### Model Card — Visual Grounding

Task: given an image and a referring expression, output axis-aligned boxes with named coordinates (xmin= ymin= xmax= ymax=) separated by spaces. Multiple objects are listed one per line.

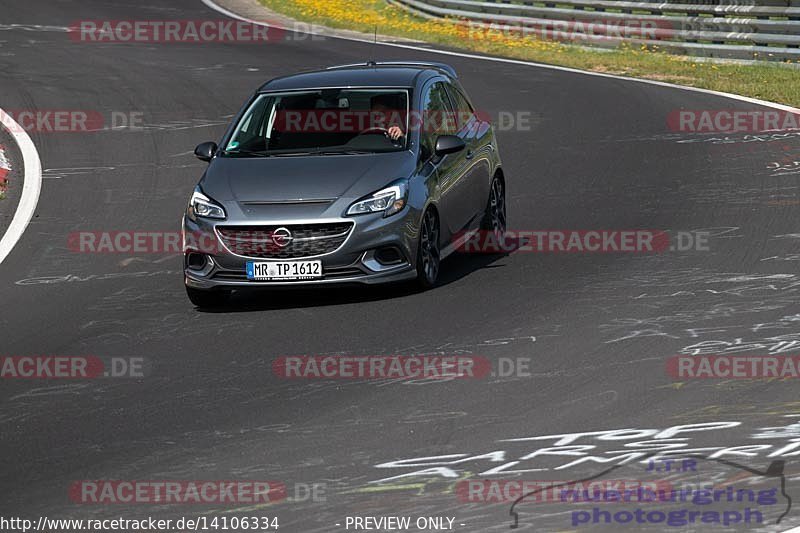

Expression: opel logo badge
xmin=272 ymin=227 xmax=293 ymax=248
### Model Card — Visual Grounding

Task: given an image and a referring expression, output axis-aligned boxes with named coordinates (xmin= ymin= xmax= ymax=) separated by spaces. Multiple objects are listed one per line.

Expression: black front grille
xmin=216 ymin=223 xmax=353 ymax=259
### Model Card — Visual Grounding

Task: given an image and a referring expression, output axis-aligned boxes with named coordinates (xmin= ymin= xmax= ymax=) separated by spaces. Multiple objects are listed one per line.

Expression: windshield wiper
xmin=267 ymin=149 xmax=374 ymax=157
xmin=223 ymin=148 xmax=376 ymax=158
xmin=222 ymin=149 xmax=317 ymax=158
xmin=316 ymin=149 xmax=374 ymax=155
xmin=270 ymin=151 xmax=319 ymax=157
xmin=222 ymin=148 xmax=272 ymax=157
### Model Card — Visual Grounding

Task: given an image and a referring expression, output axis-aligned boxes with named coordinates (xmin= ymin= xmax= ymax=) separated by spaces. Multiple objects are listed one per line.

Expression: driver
xmin=370 ymin=94 xmax=406 ymax=141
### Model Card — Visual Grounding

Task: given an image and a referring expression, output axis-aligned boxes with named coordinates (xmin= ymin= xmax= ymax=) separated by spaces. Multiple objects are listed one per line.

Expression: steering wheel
xmin=359 ymin=127 xmax=390 ymax=137
xmin=358 ymin=127 xmax=404 ymax=147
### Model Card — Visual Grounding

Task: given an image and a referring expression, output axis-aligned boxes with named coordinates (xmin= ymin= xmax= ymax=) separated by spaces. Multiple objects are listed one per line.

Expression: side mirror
xmin=194 ymin=142 xmax=218 ymax=162
xmin=434 ymin=135 xmax=465 ymax=156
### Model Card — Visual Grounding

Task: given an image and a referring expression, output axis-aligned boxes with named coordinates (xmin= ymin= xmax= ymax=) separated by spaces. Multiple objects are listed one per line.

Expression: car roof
xmin=258 ymin=62 xmax=457 ymax=92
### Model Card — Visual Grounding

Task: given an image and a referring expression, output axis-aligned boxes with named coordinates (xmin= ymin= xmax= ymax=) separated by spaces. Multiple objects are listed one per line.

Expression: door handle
xmin=465 ymin=150 xmax=474 ymax=160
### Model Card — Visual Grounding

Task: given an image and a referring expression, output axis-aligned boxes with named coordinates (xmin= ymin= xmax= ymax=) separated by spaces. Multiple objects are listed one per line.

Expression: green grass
xmin=261 ymin=0 xmax=800 ymax=107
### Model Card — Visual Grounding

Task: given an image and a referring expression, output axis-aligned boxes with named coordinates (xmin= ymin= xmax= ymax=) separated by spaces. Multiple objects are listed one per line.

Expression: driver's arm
xmin=387 ymin=125 xmax=404 ymax=141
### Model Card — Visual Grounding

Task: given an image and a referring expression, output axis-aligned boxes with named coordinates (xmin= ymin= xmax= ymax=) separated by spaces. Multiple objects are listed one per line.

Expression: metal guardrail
xmin=391 ymin=0 xmax=800 ymax=60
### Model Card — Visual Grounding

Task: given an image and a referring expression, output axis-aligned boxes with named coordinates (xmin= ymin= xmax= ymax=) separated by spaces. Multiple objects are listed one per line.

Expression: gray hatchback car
xmin=183 ymin=61 xmax=506 ymax=307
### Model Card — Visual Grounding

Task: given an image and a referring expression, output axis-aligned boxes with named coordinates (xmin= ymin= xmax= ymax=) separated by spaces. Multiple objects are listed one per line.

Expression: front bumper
xmin=182 ymin=209 xmax=419 ymax=290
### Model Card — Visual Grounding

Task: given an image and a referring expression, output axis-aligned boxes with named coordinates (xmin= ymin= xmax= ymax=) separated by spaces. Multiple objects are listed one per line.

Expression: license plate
xmin=246 ymin=260 xmax=322 ymax=281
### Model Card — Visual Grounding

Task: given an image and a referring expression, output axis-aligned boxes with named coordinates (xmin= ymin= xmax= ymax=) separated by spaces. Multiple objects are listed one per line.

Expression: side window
xmin=420 ymin=81 xmax=457 ymax=160
xmin=447 ymin=86 xmax=477 ymax=133
xmin=228 ymin=95 xmax=273 ymax=151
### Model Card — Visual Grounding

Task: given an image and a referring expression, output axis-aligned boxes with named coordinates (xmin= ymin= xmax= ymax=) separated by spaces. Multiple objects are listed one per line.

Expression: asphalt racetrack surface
xmin=2 ymin=1 xmax=800 ymax=531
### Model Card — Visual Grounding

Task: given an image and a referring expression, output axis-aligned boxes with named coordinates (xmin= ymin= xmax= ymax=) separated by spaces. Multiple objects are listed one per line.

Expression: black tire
xmin=186 ymin=286 xmax=231 ymax=308
xmin=481 ymin=174 xmax=507 ymax=234
xmin=415 ymin=208 xmax=441 ymax=289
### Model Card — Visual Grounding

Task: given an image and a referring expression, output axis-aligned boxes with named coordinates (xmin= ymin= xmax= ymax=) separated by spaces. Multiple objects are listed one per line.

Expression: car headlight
xmin=189 ymin=187 xmax=226 ymax=220
xmin=347 ymin=181 xmax=408 ymax=217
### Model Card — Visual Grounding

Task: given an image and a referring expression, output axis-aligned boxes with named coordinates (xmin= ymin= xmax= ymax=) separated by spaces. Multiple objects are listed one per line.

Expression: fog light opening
xmin=375 ymin=246 xmax=403 ymax=266
xmin=186 ymin=252 xmax=209 ymax=270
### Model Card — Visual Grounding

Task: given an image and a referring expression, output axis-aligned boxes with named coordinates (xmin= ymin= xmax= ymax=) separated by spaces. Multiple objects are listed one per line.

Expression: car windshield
xmin=223 ymin=88 xmax=410 ymax=157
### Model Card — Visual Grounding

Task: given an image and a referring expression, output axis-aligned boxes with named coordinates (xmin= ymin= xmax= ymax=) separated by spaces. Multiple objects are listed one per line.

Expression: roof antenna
xmin=367 ymin=25 xmax=378 ymax=67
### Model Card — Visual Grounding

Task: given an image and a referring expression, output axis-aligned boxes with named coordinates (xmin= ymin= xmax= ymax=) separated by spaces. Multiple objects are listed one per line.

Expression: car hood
xmin=200 ymin=151 xmax=416 ymax=205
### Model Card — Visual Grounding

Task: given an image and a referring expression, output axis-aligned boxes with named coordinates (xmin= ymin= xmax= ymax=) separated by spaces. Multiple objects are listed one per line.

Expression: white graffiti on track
xmin=676 ymin=131 xmax=800 ymax=145
xmin=768 ymin=160 xmax=800 ymax=176
xmin=626 ymin=271 xmax=800 ymax=300
xmin=752 ymin=418 xmax=800 ymax=440
xmin=15 ymin=270 xmax=178 ymax=285
xmin=369 ymin=419 xmax=800 ymax=484
xmin=680 ymin=332 xmax=800 ymax=356
xmin=601 ymin=305 xmax=800 ymax=343
xmin=0 ymin=24 xmax=70 ymax=32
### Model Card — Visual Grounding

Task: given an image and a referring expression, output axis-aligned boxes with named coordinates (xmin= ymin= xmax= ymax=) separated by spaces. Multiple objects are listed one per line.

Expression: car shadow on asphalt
xmin=195 ymin=251 xmax=509 ymax=313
